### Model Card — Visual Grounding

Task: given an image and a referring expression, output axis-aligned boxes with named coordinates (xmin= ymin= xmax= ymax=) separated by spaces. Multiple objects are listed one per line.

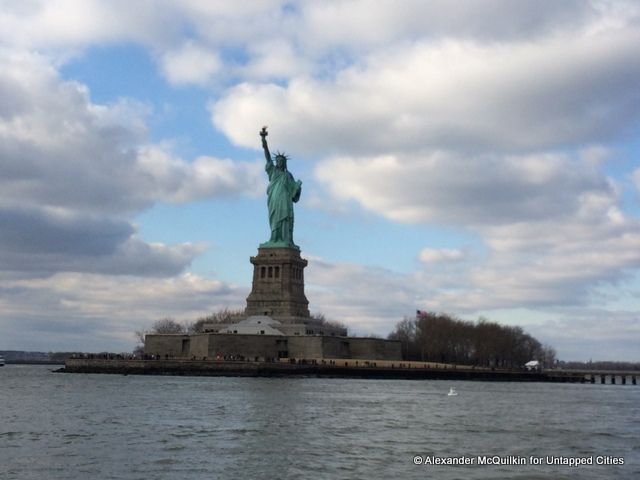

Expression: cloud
xmin=0 ymin=1 xmax=602 ymax=51
xmin=0 ymin=205 xmax=132 ymax=256
xmin=300 ymin=0 xmax=598 ymax=49
xmin=0 ymin=1 xmax=291 ymax=76
xmin=160 ymin=41 xmax=222 ymax=86
xmin=0 ymin=0 xmax=180 ymax=51
xmin=0 ymin=204 xmax=202 ymax=278
xmin=242 ymin=39 xmax=312 ymax=81
xmin=312 ymin=145 xmax=640 ymax=314
xmin=0 ymin=1 xmax=634 ymax=92
xmin=0 ymin=48 xmax=263 ymax=280
xmin=468 ymin=210 xmax=640 ymax=310
xmin=212 ymin=22 xmax=640 ymax=155
xmin=419 ymin=248 xmax=466 ymax=264
xmin=136 ymin=146 xmax=264 ymax=204
xmin=0 ymin=49 xmax=262 ymax=213
xmin=315 ymin=151 xmax=610 ymax=225
xmin=525 ymin=309 xmax=640 ymax=361
xmin=0 ymin=272 xmax=247 ymax=351
xmin=633 ymin=168 xmax=640 ymax=194
xmin=306 ymin=257 xmax=424 ymax=334
xmin=411 ymin=205 xmax=640 ymax=314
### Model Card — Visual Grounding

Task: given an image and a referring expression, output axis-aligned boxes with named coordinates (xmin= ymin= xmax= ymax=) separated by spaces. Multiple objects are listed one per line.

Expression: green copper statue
xmin=259 ymin=127 xmax=302 ymax=249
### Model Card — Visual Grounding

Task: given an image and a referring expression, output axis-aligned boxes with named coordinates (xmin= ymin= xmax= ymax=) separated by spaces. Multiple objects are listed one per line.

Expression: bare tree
xmin=151 ymin=318 xmax=186 ymax=334
xmin=188 ymin=308 xmax=245 ymax=333
xmin=133 ymin=317 xmax=186 ymax=354
xmin=388 ymin=317 xmax=416 ymax=359
xmin=310 ymin=312 xmax=348 ymax=335
xmin=540 ymin=344 xmax=557 ymax=368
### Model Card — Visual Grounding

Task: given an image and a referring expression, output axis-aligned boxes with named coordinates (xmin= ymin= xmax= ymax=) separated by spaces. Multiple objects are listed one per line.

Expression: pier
xmin=552 ymin=369 xmax=638 ymax=385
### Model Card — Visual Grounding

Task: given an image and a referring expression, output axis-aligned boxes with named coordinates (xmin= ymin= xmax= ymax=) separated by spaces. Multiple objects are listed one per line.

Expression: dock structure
xmin=546 ymin=369 xmax=637 ymax=385
xmin=579 ymin=371 xmax=637 ymax=385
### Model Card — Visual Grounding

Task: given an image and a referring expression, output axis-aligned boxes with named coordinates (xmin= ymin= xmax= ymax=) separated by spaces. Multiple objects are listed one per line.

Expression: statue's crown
xmin=273 ymin=151 xmax=290 ymax=162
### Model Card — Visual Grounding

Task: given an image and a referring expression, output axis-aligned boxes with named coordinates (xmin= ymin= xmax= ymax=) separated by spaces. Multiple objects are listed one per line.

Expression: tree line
xmin=388 ymin=311 xmax=556 ymax=368
xmin=557 ymin=360 xmax=640 ymax=372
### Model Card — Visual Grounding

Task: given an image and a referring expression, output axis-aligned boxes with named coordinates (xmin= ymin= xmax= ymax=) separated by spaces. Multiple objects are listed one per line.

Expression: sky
xmin=1 ymin=0 xmax=640 ymax=361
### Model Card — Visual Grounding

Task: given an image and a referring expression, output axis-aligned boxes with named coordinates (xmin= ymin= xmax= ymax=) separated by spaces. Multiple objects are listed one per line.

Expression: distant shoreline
xmin=5 ymin=360 xmax=65 ymax=365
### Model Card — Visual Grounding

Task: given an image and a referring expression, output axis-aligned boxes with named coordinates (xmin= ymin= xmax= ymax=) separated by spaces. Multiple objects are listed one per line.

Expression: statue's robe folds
xmin=265 ymin=162 xmax=301 ymax=247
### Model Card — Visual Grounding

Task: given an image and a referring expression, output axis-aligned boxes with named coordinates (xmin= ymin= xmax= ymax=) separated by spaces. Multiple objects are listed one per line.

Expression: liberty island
xmin=61 ymin=131 xmax=622 ymax=382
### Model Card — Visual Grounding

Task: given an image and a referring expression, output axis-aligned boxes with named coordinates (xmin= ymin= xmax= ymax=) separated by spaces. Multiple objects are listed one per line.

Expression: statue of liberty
xmin=259 ymin=127 xmax=302 ymax=249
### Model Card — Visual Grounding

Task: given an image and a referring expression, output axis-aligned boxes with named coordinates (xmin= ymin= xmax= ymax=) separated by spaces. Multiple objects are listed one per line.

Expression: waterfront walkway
xmin=61 ymin=357 xmax=619 ymax=383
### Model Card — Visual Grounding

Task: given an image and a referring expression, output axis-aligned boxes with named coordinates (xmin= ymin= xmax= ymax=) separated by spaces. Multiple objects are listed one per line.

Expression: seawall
xmin=61 ymin=358 xmax=584 ymax=382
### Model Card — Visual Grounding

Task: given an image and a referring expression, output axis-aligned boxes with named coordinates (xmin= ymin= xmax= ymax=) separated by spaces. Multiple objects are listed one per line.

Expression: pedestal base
xmin=245 ymin=247 xmax=310 ymax=318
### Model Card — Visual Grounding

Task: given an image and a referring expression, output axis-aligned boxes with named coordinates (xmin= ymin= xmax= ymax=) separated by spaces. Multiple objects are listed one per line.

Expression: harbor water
xmin=1 ymin=365 xmax=638 ymax=479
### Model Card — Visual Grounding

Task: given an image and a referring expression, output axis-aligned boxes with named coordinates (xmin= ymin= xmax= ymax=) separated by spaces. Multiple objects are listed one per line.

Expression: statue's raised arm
xmin=260 ymin=126 xmax=271 ymax=165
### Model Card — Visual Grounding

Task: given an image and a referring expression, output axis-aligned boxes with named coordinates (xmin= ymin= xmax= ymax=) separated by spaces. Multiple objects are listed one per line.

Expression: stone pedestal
xmin=245 ymin=247 xmax=310 ymax=319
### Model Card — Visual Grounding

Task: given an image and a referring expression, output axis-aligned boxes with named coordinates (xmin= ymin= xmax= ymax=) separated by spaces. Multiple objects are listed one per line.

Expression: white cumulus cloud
xmin=160 ymin=41 xmax=222 ymax=86
xmin=419 ymin=248 xmax=466 ymax=264
xmin=0 ymin=48 xmax=263 ymax=280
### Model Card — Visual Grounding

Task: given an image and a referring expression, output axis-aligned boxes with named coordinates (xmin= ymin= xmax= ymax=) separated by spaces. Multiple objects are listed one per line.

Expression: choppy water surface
xmin=1 ymin=365 xmax=638 ymax=479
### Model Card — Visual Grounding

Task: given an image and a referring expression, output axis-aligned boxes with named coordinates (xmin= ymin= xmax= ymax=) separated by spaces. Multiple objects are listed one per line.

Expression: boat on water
xmin=447 ymin=387 xmax=458 ymax=396
xmin=0 ymin=355 xmax=5 ymax=367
